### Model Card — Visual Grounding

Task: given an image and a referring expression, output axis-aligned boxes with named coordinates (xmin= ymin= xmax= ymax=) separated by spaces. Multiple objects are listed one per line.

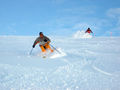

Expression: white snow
xmin=50 ymin=48 xmax=66 ymax=59
xmin=0 ymin=35 xmax=120 ymax=90
xmin=73 ymin=30 xmax=92 ymax=39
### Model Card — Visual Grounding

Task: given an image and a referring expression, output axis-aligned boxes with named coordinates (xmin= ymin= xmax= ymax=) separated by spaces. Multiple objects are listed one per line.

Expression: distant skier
xmin=32 ymin=32 xmax=54 ymax=54
xmin=85 ymin=28 xmax=93 ymax=34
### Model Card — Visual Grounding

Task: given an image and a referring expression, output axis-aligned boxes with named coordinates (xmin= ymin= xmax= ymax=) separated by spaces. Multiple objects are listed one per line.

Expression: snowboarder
xmin=85 ymin=28 xmax=93 ymax=34
xmin=32 ymin=32 xmax=54 ymax=54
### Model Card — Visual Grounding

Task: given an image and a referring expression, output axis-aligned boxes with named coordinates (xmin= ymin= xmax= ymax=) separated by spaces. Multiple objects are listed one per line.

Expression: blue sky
xmin=0 ymin=0 xmax=120 ymax=36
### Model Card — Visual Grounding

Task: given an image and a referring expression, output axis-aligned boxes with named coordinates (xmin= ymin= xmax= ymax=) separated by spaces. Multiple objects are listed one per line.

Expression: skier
xmin=32 ymin=32 xmax=54 ymax=54
xmin=85 ymin=28 xmax=93 ymax=34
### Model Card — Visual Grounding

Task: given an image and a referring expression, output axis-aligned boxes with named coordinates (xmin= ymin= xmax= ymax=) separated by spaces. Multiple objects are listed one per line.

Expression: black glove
xmin=44 ymin=39 xmax=47 ymax=42
xmin=32 ymin=44 xmax=35 ymax=48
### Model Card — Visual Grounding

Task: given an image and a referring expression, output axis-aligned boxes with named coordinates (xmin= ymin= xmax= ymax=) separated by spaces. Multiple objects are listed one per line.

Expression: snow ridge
xmin=73 ymin=30 xmax=92 ymax=39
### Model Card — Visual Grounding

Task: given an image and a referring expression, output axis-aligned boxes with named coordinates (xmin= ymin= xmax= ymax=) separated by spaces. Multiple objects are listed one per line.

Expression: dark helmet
xmin=88 ymin=28 xmax=90 ymax=29
xmin=39 ymin=32 xmax=43 ymax=35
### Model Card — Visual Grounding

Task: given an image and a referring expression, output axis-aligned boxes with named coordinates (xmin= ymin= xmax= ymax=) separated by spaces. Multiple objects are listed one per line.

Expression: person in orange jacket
xmin=32 ymin=32 xmax=54 ymax=53
xmin=85 ymin=28 xmax=93 ymax=34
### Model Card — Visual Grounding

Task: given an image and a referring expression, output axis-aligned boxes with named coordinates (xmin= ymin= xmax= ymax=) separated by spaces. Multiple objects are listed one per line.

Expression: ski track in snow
xmin=0 ymin=36 xmax=120 ymax=90
xmin=92 ymin=65 xmax=113 ymax=76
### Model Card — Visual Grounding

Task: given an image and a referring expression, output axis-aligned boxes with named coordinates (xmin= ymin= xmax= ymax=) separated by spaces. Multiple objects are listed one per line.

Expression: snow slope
xmin=0 ymin=35 xmax=120 ymax=90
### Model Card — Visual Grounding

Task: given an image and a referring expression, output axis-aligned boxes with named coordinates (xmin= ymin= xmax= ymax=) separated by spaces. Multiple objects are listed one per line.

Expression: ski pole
xmin=50 ymin=44 xmax=61 ymax=54
xmin=29 ymin=48 xmax=33 ymax=55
